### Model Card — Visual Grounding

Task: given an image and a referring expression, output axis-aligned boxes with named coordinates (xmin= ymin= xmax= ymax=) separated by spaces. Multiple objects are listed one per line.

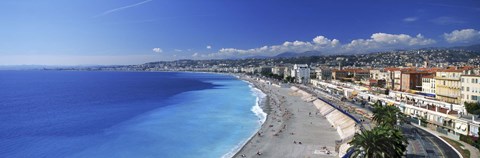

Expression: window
xmin=462 ymin=78 xmax=464 ymax=82
xmin=473 ymin=95 xmax=478 ymax=100
xmin=467 ymin=87 xmax=470 ymax=92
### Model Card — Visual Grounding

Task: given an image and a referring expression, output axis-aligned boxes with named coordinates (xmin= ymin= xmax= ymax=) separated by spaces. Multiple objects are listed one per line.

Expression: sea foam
xmin=221 ymin=81 xmax=267 ymax=158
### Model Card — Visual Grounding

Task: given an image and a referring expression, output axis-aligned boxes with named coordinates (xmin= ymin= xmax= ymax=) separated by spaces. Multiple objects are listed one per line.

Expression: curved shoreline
xmin=231 ymin=77 xmax=271 ymax=158
xmin=220 ymin=77 xmax=268 ymax=158
xmin=232 ymin=76 xmax=341 ymax=158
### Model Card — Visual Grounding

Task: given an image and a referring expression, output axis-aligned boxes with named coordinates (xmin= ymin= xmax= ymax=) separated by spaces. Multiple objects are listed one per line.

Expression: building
xmin=421 ymin=76 xmax=436 ymax=95
xmin=385 ymin=68 xmax=401 ymax=89
xmin=259 ymin=66 xmax=273 ymax=75
xmin=370 ymin=69 xmax=389 ymax=80
xmin=283 ymin=66 xmax=292 ymax=79
xmin=393 ymin=70 xmax=403 ymax=91
xmin=461 ymin=75 xmax=480 ymax=104
xmin=370 ymin=69 xmax=389 ymax=88
xmin=435 ymin=70 xmax=463 ymax=104
xmin=314 ymin=67 xmax=332 ymax=80
xmin=272 ymin=66 xmax=285 ymax=76
xmin=332 ymin=69 xmax=349 ymax=80
xmin=350 ymin=69 xmax=370 ymax=81
xmin=401 ymin=72 xmax=433 ymax=92
xmin=292 ymin=64 xmax=311 ymax=84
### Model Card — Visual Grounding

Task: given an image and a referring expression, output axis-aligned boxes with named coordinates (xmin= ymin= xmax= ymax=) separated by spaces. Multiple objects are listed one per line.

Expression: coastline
xmin=232 ymin=75 xmax=340 ymax=158
xmin=223 ymin=76 xmax=269 ymax=158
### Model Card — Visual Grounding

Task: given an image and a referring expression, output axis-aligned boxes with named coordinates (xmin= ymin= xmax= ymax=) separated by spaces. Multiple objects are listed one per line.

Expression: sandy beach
xmin=234 ymin=76 xmax=340 ymax=158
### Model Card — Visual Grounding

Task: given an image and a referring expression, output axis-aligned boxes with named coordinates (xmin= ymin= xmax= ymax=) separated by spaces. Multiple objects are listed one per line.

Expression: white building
xmin=421 ymin=76 xmax=436 ymax=95
xmin=461 ymin=75 xmax=480 ymax=104
xmin=292 ymin=64 xmax=310 ymax=84
xmin=369 ymin=69 xmax=389 ymax=80
xmin=283 ymin=66 xmax=292 ymax=79
xmin=272 ymin=66 xmax=285 ymax=76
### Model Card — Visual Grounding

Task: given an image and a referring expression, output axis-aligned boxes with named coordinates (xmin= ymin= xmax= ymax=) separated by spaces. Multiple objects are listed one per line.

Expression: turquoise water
xmin=0 ymin=71 xmax=265 ymax=158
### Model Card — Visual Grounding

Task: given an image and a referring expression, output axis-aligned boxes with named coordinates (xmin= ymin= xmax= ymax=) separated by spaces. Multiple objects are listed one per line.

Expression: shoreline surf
xmin=222 ymin=79 xmax=268 ymax=158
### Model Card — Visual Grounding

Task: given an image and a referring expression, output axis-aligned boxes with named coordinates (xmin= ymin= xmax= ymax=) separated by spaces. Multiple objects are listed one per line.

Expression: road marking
xmin=426 ymin=136 xmax=445 ymax=158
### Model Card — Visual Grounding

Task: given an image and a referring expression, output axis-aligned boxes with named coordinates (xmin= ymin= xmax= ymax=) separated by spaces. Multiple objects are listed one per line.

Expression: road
xmin=297 ymin=83 xmax=460 ymax=158
xmin=402 ymin=124 xmax=459 ymax=158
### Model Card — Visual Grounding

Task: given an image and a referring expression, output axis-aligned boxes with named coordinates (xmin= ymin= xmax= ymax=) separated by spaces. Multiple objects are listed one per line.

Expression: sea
xmin=0 ymin=71 xmax=266 ymax=158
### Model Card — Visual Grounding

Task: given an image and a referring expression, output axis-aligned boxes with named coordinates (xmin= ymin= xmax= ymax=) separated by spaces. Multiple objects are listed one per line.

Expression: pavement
xmin=403 ymin=124 xmax=460 ymax=158
xmin=303 ymin=84 xmax=463 ymax=158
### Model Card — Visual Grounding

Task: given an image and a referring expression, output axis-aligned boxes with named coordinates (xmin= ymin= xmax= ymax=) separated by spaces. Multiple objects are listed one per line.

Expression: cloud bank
xmin=202 ymin=32 xmax=437 ymax=59
xmin=444 ymin=29 xmax=480 ymax=43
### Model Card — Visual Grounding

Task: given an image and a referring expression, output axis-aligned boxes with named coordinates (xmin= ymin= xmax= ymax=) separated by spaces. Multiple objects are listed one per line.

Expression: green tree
xmin=349 ymin=126 xmax=407 ymax=158
xmin=464 ymin=102 xmax=480 ymax=115
xmin=284 ymin=76 xmax=294 ymax=83
xmin=372 ymin=103 xmax=406 ymax=127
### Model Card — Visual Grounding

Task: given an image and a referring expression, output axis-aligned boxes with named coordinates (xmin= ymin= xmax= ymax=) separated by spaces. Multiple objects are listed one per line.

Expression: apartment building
xmin=461 ymin=75 xmax=480 ymax=104
xmin=421 ymin=76 xmax=436 ymax=95
xmin=292 ymin=64 xmax=310 ymax=84
xmin=435 ymin=70 xmax=463 ymax=104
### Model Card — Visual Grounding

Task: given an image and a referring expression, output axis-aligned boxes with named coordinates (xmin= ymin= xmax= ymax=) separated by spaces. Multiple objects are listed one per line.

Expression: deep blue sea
xmin=0 ymin=71 xmax=266 ymax=158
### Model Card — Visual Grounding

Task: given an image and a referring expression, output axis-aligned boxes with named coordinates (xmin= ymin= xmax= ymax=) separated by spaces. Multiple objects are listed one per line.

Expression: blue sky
xmin=0 ymin=0 xmax=479 ymax=65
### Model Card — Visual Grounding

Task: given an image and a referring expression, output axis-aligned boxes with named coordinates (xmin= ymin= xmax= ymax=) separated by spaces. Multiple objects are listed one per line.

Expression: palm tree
xmin=348 ymin=126 xmax=407 ymax=158
xmin=348 ymin=102 xmax=408 ymax=157
xmin=371 ymin=103 xmax=406 ymax=127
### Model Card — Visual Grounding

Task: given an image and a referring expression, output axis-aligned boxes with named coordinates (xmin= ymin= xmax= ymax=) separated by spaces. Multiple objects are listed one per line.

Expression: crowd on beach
xmin=234 ymin=76 xmax=337 ymax=158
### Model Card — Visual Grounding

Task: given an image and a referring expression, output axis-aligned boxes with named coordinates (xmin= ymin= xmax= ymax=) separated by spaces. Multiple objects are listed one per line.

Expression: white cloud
xmin=344 ymin=33 xmax=435 ymax=52
xmin=206 ymin=45 xmax=212 ymax=49
xmin=192 ymin=53 xmax=199 ymax=57
xmin=174 ymin=49 xmax=182 ymax=52
xmin=205 ymin=32 xmax=436 ymax=58
xmin=152 ymin=48 xmax=163 ymax=53
xmin=403 ymin=17 xmax=418 ymax=22
xmin=443 ymin=29 xmax=480 ymax=43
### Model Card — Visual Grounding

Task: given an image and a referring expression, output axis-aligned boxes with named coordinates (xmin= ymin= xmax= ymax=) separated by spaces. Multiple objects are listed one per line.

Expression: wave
xmin=221 ymin=81 xmax=267 ymax=158
xmin=249 ymin=85 xmax=267 ymax=124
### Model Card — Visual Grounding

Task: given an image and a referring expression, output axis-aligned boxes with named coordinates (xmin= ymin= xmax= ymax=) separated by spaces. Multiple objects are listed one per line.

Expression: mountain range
xmin=241 ymin=43 xmax=480 ymax=59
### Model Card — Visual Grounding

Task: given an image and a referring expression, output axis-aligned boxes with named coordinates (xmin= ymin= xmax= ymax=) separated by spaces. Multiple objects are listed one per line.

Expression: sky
xmin=0 ymin=0 xmax=479 ymax=65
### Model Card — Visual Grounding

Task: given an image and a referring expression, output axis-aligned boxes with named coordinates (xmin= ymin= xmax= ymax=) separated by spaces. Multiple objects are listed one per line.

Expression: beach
xmin=235 ymin=76 xmax=340 ymax=158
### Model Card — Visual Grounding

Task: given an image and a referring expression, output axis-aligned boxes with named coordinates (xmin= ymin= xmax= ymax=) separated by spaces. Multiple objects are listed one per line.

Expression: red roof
xmin=422 ymin=75 xmax=434 ymax=78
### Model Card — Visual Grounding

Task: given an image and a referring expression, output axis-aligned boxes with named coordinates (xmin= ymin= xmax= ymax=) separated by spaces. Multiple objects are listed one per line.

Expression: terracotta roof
xmin=384 ymin=67 xmax=402 ymax=71
xmin=439 ymin=69 xmax=465 ymax=72
xmin=422 ymin=75 xmax=434 ymax=78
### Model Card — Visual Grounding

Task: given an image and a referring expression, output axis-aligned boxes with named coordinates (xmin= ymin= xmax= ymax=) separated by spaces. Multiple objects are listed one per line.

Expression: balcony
xmin=436 ymin=93 xmax=459 ymax=99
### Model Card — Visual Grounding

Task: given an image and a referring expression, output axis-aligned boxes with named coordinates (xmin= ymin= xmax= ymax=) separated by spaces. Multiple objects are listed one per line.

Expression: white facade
xmin=272 ymin=66 xmax=285 ymax=76
xmin=422 ymin=77 xmax=436 ymax=95
xmin=292 ymin=64 xmax=310 ymax=84
xmin=370 ymin=69 xmax=389 ymax=80
xmin=461 ymin=75 xmax=480 ymax=104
